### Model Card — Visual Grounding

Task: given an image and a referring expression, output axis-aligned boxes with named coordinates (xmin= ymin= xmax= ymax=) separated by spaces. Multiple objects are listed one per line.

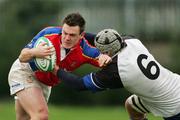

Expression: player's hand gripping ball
xmin=34 ymin=37 xmax=56 ymax=72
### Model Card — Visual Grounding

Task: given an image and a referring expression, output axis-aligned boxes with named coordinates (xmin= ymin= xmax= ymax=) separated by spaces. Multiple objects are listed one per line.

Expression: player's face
xmin=61 ymin=23 xmax=83 ymax=49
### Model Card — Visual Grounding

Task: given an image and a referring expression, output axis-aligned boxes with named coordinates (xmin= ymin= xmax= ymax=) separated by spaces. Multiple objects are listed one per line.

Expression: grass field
xmin=0 ymin=100 xmax=163 ymax=120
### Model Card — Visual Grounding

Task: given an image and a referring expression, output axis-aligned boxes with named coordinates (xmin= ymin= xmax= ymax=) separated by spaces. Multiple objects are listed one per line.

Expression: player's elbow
xmin=18 ymin=48 xmax=34 ymax=62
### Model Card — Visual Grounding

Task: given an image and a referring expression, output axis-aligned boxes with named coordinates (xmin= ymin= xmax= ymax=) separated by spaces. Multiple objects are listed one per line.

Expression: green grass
xmin=0 ymin=100 xmax=163 ymax=120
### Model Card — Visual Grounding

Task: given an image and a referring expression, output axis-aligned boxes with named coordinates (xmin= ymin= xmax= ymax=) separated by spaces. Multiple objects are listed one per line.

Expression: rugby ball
xmin=34 ymin=37 xmax=56 ymax=72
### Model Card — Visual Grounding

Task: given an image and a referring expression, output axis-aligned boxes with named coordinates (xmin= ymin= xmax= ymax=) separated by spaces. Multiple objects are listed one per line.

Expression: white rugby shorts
xmin=8 ymin=59 xmax=51 ymax=101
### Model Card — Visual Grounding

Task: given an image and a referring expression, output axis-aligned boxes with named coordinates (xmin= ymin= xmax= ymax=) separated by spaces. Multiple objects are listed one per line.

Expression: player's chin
xmin=62 ymin=43 xmax=73 ymax=49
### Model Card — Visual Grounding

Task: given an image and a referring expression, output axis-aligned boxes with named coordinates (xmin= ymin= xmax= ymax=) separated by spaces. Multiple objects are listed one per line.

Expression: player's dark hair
xmin=62 ymin=12 xmax=86 ymax=34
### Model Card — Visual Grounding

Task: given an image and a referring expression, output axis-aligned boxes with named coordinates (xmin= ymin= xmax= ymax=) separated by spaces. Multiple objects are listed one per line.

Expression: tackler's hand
xmin=98 ymin=54 xmax=112 ymax=67
xmin=52 ymin=64 xmax=60 ymax=75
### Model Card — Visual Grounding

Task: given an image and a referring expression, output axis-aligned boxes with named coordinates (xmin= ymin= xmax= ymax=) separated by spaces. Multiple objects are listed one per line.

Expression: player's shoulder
xmin=121 ymin=34 xmax=140 ymax=41
xmin=122 ymin=35 xmax=142 ymax=47
xmin=122 ymin=34 xmax=136 ymax=40
xmin=79 ymin=39 xmax=100 ymax=58
xmin=41 ymin=26 xmax=62 ymax=35
xmin=83 ymin=33 xmax=96 ymax=46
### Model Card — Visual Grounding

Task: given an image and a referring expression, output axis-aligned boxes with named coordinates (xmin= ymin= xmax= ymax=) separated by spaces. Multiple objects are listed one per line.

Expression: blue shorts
xmin=164 ymin=113 xmax=180 ymax=120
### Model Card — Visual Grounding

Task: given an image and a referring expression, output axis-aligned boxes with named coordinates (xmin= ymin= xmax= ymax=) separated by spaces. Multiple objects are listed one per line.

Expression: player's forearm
xmin=19 ymin=48 xmax=35 ymax=62
xmin=57 ymin=69 xmax=105 ymax=92
xmin=57 ymin=69 xmax=88 ymax=91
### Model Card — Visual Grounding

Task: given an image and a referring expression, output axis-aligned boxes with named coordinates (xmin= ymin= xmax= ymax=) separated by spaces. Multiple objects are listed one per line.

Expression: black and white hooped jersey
xmin=84 ymin=39 xmax=180 ymax=117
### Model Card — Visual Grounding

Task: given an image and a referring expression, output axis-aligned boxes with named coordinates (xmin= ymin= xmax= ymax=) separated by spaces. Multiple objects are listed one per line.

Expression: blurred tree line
xmin=0 ymin=0 xmax=179 ymax=105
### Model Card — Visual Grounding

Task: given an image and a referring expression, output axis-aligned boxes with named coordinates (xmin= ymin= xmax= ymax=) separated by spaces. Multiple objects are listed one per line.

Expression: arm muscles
xmin=19 ymin=48 xmax=35 ymax=62
xmin=57 ymin=69 xmax=104 ymax=92
xmin=57 ymin=69 xmax=87 ymax=91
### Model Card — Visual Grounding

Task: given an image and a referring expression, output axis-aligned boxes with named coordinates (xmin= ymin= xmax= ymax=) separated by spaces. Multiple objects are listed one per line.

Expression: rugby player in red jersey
xmin=8 ymin=13 xmax=111 ymax=120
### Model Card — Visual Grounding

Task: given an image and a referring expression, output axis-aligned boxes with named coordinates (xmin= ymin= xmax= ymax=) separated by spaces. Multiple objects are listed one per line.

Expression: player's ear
xmin=80 ymin=31 xmax=85 ymax=39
